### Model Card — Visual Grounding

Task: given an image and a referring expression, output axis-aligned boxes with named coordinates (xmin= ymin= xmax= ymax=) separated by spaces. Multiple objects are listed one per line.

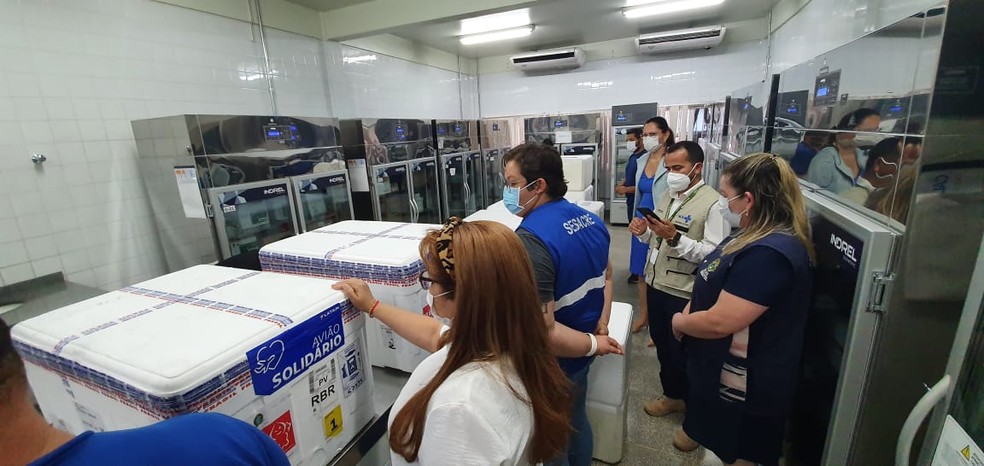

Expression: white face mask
xmin=718 ymin=194 xmax=744 ymax=229
xmin=643 ymin=136 xmax=661 ymax=152
xmin=666 ymin=163 xmax=700 ymax=194
xmin=625 ymin=141 xmax=637 ymax=152
xmin=854 ymin=133 xmax=881 ymax=147
xmin=425 ymin=289 xmax=452 ymax=318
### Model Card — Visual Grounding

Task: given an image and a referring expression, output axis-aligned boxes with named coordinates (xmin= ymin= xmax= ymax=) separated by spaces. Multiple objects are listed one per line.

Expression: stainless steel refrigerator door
xmin=906 ymin=238 xmax=984 ymax=466
xmin=465 ymin=151 xmax=483 ymax=215
xmin=290 ymin=170 xmax=354 ymax=232
xmin=440 ymin=153 xmax=467 ymax=218
xmin=372 ymin=161 xmax=413 ymax=223
xmin=484 ymin=148 xmax=503 ymax=207
xmin=791 ymin=189 xmax=901 ymax=466
xmin=611 ymin=128 xmax=638 ymax=225
xmin=409 ymin=158 xmax=442 ymax=224
xmin=208 ymin=179 xmax=298 ymax=260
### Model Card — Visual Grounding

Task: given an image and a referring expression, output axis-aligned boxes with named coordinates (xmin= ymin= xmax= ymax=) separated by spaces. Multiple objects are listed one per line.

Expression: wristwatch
xmin=667 ymin=231 xmax=682 ymax=247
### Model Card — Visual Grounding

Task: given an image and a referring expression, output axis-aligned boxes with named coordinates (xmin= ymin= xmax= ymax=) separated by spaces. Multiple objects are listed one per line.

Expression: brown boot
xmin=673 ymin=427 xmax=700 ymax=452
xmin=643 ymin=396 xmax=686 ymax=417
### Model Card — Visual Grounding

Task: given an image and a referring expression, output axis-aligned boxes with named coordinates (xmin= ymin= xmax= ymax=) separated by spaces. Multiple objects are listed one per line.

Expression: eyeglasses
xmin=419 ymin=271 xmax=436 ymax=291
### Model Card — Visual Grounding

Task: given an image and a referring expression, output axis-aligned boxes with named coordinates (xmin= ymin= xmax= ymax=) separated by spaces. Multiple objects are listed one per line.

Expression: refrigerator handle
xmin=896 ymin=375 xmax=951 ymax=466
xmin=408 ymin=171 xmax=419 ymax=223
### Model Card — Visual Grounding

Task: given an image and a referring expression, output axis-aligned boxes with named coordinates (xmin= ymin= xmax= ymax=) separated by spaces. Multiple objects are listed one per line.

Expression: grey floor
xmin=595 ymin=225 xmax=709 ymax=466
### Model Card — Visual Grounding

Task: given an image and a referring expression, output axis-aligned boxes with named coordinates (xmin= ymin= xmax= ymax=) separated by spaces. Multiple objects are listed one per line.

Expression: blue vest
xmin=520 ymin=198 xmax=610 ymax=375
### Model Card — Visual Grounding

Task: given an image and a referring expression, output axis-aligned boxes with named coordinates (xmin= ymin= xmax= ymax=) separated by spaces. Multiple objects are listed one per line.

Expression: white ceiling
xmin=287 ymin=0 xmax=374 ymax=11
xmin=389 ymin=0 xmax=781 ymax=58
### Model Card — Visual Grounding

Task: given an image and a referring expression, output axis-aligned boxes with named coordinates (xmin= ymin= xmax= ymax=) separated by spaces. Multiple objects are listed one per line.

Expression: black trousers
xmin=647 ymin=285 xmax=690 ymax=400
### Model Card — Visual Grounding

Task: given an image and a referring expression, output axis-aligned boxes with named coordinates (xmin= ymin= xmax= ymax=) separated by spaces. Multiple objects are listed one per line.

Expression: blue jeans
xmin=548 ymin=362 xmax=593 ymax=466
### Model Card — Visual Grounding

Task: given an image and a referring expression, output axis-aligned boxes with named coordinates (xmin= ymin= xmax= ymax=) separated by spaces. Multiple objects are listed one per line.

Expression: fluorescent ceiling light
xmin=625 ymin=0 xmax=672 ymax=6
xmin=460 ymin=8 xmax=531 ymax=35
xmin=623 ymin=0 xmax=725 ymax=19
xmin=343 ymin=54 xmax=377 ymax=64
xmin=460 ymin=26 xmax=534 ymax=45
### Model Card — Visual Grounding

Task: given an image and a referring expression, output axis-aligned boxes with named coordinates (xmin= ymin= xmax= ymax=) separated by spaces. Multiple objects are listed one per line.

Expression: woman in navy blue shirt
xmin=671 ymin=153 xmax=814 ymax=466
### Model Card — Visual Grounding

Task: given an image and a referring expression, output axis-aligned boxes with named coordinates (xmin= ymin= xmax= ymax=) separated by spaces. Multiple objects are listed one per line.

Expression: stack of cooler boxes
xmin=577 ymin=201 xmax=605 ymax=222
xmin=587 ymin=302 xmax=632 ymax=463
xmin=562 ymin=155 xmax=595 ymax=202
xmin=464 ymin=204 xmax=522 ymax=230
xmin=259 ymin=221 xmax=439 ymax=373
xmin=11 ymin=265 xmax=374 ymax=466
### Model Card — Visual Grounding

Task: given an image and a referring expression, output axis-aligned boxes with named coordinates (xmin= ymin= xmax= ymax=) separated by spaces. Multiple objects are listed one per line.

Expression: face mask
xmin=625 ymin=141 xmax=637 ymax=151
xmin=854 ymin=134 xmax=881 ymax=147
xmin=643 ymin=136 xmax=661 ymax=152
xmin=666 ymin=164 xmax=700 ymax=193
xmin=502 ymin=179 xmax=539 ymax=215
xmin=718 ymin=194 xmax=745 ymax=229
xmin=426 ymin=289 xmax=452 ymax=314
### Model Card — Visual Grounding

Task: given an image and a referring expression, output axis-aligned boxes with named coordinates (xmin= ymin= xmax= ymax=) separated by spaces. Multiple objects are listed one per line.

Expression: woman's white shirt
xmin=389 ymin=327 xmax=534 ymax=466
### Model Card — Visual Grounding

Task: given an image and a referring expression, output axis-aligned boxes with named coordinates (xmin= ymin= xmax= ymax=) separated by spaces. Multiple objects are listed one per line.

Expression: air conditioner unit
xmin=509 ymin=48 xmax=585 ymax=71
xmin=636 ymin=26 xmax=726 ymax=54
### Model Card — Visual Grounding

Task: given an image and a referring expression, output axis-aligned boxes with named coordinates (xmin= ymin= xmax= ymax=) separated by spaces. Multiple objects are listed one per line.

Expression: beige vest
xmin=645 ymin=184 xmax=720 ymax=299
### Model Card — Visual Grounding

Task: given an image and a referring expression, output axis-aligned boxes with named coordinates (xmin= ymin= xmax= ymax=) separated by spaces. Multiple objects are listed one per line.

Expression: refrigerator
xmin=132 ymin=115 xmax=349 ymax=270
xmin=289 ymin=170 xmax=354 ymax=232
xmin=609 ymin=103 xmax=658 ymax=225
xmin=524 ymin=113 xmax=605 ymax=206
xmin=340 ymin=118 xmax=441 ymax=223
xmin=433 ymin=120 xmax=482 ymax=218
xmin=480 ymin=119 xmax=514 ymax=207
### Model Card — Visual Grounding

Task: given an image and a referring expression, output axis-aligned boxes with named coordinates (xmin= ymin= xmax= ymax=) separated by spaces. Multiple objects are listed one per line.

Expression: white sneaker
xmin=701 ymin=448 xmax=724 ymax=466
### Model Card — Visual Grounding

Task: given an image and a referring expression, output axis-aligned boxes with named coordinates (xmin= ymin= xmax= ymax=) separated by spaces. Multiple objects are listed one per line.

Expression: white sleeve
xmin=415 ymin=402 xmax=512 ymax=466
xmin=669 ymin=200 xmax=730 ymax=263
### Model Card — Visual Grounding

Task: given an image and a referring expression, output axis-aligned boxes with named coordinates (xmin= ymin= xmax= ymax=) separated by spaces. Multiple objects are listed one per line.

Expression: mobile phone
xmin=636 ymin=207 xmax=660 ymax=222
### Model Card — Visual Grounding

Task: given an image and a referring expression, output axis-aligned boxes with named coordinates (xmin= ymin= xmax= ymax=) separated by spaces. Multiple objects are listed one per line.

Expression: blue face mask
xmin=502 ymin=179 xmax=539 ymax=215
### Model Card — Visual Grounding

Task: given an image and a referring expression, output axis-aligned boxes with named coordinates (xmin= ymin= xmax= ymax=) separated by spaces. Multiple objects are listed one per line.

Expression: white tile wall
xmin=478 ymin=40 xmax=768 ymax=117
xmin=768 ymin=0 xmax=943 ymax=74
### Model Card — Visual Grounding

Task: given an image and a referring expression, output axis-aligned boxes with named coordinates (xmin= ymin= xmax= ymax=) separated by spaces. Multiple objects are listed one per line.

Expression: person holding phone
xmin=629 ymin=141 xmax=729 ymax=452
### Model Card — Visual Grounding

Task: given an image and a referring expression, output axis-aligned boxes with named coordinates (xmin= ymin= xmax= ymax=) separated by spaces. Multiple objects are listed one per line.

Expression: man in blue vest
xmin=503 ymin=142 xmax=623 ymax=466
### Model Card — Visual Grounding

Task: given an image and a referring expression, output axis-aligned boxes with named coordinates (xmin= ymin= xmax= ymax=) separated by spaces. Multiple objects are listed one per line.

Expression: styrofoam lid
xmin=12 ymin=265 xmax=348 ymax=397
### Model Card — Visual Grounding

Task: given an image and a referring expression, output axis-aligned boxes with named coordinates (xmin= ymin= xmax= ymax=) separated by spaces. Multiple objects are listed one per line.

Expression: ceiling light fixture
xmin=343 ymin=54 xmax=377 ymax=64
xmin=459 ymin=25 xmax=534 ymax=45
xmin=623 ymin=0 xmax=725 ymax=19
xmin=625 ymin=0 xmax=672 ymax=6
xmin=460 ymin=8 xmax=531 ymax=35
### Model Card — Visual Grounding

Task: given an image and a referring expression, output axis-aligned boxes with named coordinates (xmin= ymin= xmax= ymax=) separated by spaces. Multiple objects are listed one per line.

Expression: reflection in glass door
xmin=465 ymin=151 xmax=483 ymax=215
xmin=484 ymin=149 xmax=503 ymax=207
xmin=441 ymin=153 xmax=466 ymax=218
xmin=410 ymin=158 xmax=441 ymax=224
xmin=292 ymin=171 xmax=353 ymax=232
xmin=373 ymin=162 xmax=411 ymax=222
xmin=210 ymin=180 xmax=298 ymax=259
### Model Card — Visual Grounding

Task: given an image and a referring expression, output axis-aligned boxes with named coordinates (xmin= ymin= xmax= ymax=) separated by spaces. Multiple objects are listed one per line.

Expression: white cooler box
xmin=565 ymin=184 xmax=594 ymax=203
xmin=464 ymin=208 xmax=521 ymax=230
xmin=562 ymin=155 xmax=594 ymax=191
xmin=587 ymin=302 xmax=632 ymax=464
xmin=11 ymin=265 xmax=374 ymax=466
xmin=578 ymin=201 xmax=605 ymax=222
xmin=260 ymin=220 xmax=439 ymax=373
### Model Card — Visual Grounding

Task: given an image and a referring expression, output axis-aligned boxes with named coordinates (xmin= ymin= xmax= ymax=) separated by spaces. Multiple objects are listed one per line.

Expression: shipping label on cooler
xmin=247 ymin=303 xmax=347 ymax=396
xmin=307 ymin=358 xmax=339 ymax=416
xmin=340 ymin=336 xmax=366 ymax=398
xmin=262 ymin=410 xmax=297 ymax=454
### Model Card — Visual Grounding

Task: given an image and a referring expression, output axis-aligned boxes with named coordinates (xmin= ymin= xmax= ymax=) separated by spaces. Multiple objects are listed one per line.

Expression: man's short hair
xmin=503 ymin=142 xmax=569 ymax=198
xmin=1 ymin=318 xmax=26 ymax=403
xmin=626 ymin=127 xmax=643 ymax=139
xmin=665 ymin=141 xmax=705 ymax=165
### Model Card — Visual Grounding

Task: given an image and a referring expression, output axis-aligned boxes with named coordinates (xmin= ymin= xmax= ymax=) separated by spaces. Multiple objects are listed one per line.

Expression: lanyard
xmin=656 ymin=186 xmax=702 ymax=249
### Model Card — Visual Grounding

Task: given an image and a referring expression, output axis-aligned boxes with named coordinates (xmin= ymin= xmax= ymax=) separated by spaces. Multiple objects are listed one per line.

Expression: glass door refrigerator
xmin=433 ymin=120 xmax=481 ymax=218
xmin=340 ymin=118 xmax=439 ymax=223
xmin=480 ymin=119 xmax=513 ymax=208
xmin=209 ymin=179 xmax=299 ymax=260
xmin=289 ymin=170 xmax=354 ymax=232
xmin=609 ymin=103 xmax=657 ymax=225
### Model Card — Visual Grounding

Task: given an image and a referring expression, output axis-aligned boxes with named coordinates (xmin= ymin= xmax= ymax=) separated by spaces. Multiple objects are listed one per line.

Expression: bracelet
xmin=585 ymin=333 xmax=598 ymax=357
xmin=368 ymin=300 xmax=381 ymax=318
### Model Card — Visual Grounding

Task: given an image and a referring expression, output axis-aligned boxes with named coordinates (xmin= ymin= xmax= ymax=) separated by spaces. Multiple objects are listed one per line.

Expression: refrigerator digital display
xmin=615 ymin=112 xmax=628 ymax=122
xmin=452 ymin=123 xmax=463 ymax=135
xmin=813 ymin=70 xmax=841 ymax=107
xmin=395 ymin=124 xmax=407 ymax=141
xmin=492 ymin=123 xmax=500 ymax=131
xmin=554 ymin=120 xmax=567 ymax=128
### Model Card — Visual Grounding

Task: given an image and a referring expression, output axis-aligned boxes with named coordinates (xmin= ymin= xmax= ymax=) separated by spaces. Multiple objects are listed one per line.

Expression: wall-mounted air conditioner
xmin=509 ymin=48 xmax=585 ymax=71
xmin=636 ymin=26 xmax=726 ymax=55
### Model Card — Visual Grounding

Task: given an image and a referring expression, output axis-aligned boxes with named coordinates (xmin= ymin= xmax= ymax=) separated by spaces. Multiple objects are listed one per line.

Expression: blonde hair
xmin=389 ymin=220 xmax=572 ymax=463
xmin=722 ymin=153 xmax=815 ymax=262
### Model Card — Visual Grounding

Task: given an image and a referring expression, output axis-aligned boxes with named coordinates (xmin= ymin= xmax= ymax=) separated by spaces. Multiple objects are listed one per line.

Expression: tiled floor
xmin=595 ymin=225 xmax=710 ymax=466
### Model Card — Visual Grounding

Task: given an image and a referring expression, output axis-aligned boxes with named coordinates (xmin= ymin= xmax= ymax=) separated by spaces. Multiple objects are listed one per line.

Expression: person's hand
xmin=649 ymin=218 xmax=678 ymax=240
xmin=615 ymin=184 xmax=627 ymax=195
xmin=595 ymin=335 xmax=624 ymax=356
xmin=671 ymin=312 xmax=684 ymax=341
xmin=595 ymin=321 xmax=609 ymax=336
xmin=332 ymin=279 xmax=377 ymax=312
xmin=629 ymin=217 xmax=648 ymax=236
